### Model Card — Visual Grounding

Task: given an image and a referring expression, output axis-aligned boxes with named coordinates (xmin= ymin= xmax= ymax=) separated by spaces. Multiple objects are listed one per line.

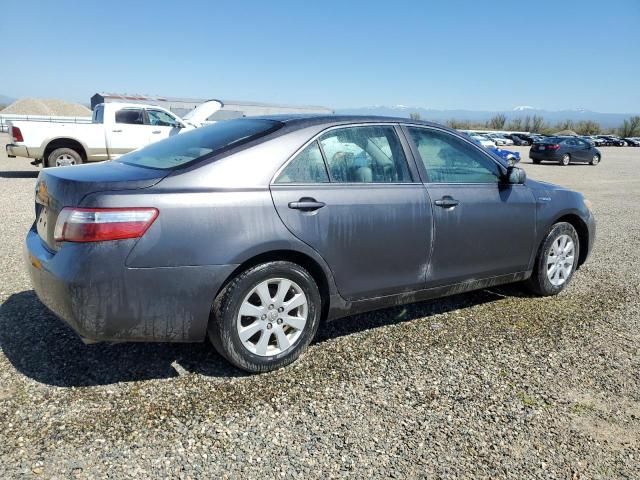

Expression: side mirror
xmin=505 ymin=166 xmax=526 ymax=184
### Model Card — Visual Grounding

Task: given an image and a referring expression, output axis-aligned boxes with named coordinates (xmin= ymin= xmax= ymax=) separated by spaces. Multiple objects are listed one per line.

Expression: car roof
xmin=251 ymin=114 xmax=448 ymax=131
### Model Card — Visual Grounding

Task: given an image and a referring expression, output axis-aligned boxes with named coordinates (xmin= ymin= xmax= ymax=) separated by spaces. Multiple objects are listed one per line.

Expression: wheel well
xmin=217 ymin=250 xmax=331 ymax=321
xmin=555 ymin=214 xmax=589 ymax=267
xmin=43 ymin=138 xmax=87 ymax=162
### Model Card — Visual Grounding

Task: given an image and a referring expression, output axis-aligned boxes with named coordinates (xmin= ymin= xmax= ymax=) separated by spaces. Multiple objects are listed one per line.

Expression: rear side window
xmin=407 ymin=127 xmax=501 ymax=184
xmin=275 ymin=141 xmax=329 ymax=183
xmin=117 ymin=119 xmax=282 ymax=170
xmin=318 ymin=126 xmax=412 ymax=183
xmin=115 ymin=109 xmax=144 ymax=125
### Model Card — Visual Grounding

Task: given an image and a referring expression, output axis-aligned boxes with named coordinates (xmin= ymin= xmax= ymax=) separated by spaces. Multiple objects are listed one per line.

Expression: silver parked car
xmin=26 ymin=116 xmax=596 ymax=372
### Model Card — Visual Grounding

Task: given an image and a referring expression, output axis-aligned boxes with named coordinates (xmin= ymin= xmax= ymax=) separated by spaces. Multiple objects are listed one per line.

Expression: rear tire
xmin=532 ymin=159 xmax=541 ymax=164
xmin=46 ymin=148 xmax=83 ymax=168
xmin=590 ymin=154 xmax=600 ymax=165
xmin=559 ymin=153 xmax=571 ymax=166
xmin=525 ymin=222 xmax=580 ymax=296
xmin=208 ymin=261 xmax=322 ymax=373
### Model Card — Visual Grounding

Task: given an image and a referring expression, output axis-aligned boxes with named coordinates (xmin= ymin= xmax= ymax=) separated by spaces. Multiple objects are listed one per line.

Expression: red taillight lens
xmin=10 ymin=126 xmax=24 ymax=142
xmin=548 ymin=144 xmax=560 ymax=150
xmin=54 ymin=207 xmax=159 ymax=242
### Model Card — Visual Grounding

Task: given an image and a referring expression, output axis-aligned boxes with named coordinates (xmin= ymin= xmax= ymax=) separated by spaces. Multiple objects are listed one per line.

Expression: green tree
xmin=486 ymin=114 xmax=506 ymax=130
xmin=555 ymin=119 xmax=575 ymax=131
xmin=619 ymin=116 xmax=640 ymax=137
xmin=575 ymin=120 xmax=600 ymax=135
xmin=506 ymin=118 xmax=523 ymax=131
xmin=409 ymin=112 xmax=421 ymax=120
xmin=445 ymin=118 xmax=471 ymax=129
xmin=532 ymin=115 xmax=546 ymax=133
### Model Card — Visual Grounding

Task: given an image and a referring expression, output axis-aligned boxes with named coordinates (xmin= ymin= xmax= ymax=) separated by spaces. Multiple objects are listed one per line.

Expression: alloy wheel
xmin=236 ymin=278 xmax=308 ymax=357
xmin=546 ymin=234 xmax=575 ymax=286
xmin=55 ymin=153 xmax=77 ymax=166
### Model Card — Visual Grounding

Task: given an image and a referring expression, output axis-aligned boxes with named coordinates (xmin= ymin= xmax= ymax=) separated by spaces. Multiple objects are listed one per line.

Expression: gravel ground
xmin=0 ymin=137 xmax=638 ymax=479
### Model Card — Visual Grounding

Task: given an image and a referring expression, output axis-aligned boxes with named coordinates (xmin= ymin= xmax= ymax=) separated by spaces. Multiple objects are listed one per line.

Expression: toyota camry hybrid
xmin=25 ymin=116 xmax=596 ymax=372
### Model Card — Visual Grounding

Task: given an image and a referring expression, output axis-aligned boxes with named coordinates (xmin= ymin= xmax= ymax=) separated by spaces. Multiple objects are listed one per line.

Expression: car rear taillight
xmin=54 ymin=207 xmax=159 ymax=242
xmin=10 ymin=126 xmax=24 ymax=142
xmin=548 ymin=144 xmax=560 ymax=150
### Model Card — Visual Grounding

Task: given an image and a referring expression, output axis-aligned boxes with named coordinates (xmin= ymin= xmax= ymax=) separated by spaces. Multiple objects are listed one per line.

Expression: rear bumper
xmin=25 ymin=228 xmax=238 ymax=342
xmin=529 ymin=150 xmax=562 ymax=161
xmin=6 ymin=144 xmax=29 ymax=158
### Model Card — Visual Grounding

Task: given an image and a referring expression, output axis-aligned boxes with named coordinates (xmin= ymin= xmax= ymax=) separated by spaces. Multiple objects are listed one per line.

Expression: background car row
xmin=466 ymin=132 xmax=640 ymax=148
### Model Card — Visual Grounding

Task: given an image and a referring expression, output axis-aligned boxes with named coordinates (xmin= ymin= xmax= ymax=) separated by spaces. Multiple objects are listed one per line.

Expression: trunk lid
xmin=35 ymin=161 xmax=167 ymax=250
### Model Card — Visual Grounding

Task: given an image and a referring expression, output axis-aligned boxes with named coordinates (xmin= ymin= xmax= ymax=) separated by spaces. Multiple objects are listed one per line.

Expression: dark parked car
xmin=596 ymin=135 xmax=625 ymax=146
xmin=529 ymin=136 xmax=601 ymax=166
xmin=506 ymin=134 xmax=531 ymax=146
xmin=623 ymin=137 xmax=640 ymax=147
xmin=26 ymin=116 xmax=596 ymax=372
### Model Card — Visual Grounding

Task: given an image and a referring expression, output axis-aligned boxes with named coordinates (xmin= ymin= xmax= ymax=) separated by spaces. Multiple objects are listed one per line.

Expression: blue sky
xmin=2 ymin=0 xmax=639 ymax=112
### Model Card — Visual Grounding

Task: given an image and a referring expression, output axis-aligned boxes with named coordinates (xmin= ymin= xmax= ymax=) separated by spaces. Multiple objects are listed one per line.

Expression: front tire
xmin=590 ymin=154 xmax=600 ymax=165
xmin=525 ymin=222 xmax=580 ymax=296
xmin=46 ymin=148 xmax=83 ymax=168
xmin=559 ymin=153 xmax=571 ymax=166
xmin=209 ymin=261 xmax=322 ymax=373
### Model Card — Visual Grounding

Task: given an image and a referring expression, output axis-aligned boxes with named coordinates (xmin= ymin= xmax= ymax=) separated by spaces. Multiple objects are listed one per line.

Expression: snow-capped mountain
xmin=336 ymin=105 xmax=636 ymax=128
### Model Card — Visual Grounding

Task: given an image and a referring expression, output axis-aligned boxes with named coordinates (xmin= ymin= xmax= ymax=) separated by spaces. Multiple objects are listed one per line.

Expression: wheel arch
xmin=215 ymin=249 xmax=333 ymax=323
xmin=43 ymin=138 xmax=88 ymax=163
xmin=554 ymin=214 xmax=589 ymax=267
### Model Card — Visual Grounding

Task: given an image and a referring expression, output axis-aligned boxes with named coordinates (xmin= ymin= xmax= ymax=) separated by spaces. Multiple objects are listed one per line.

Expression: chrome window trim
xmin=270 ymin=122 xmax=421 ymax=186
xmin=401 ymin=123 xmax=510 ymax=185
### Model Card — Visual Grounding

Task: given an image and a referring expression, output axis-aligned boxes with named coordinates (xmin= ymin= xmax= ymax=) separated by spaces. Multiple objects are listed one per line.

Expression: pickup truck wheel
xmin=47 ymin=148 xmax=82 ymax=168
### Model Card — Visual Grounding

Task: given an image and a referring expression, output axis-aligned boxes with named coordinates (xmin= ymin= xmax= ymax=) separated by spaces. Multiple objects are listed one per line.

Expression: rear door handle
xmin=288 ymin=197 xmax=326 ymax=212
xmin=152 ymin=130 xmax=161 ymax=134
xmin=112 ymin=129 xmax=123 ymax=133
xmin=434 ymin=196 xmax=460 ymax=208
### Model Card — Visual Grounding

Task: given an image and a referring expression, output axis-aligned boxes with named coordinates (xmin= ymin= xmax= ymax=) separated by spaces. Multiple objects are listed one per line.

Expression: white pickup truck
xmin=6 ymin=101 xmax=217 ymax=167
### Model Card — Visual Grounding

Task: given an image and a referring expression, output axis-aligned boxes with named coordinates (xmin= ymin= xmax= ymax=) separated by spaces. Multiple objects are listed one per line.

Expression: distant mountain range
xmin=336 ymin=105 xmax=637 ymax=128
xmin=0 ymin=94 xmax=15 ymax=106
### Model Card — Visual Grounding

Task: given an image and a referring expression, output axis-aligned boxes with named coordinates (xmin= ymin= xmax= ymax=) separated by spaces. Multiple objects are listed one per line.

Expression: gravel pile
xmin=0 ymin=140 xmax=638 ymax=478
xmin=1 ymin=98 xmax=91 ymax=116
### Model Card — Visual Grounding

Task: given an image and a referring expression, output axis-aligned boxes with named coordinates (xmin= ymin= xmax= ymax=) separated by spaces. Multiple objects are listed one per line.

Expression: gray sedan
xmin=25 ymin=116 xmax=596 ymax=372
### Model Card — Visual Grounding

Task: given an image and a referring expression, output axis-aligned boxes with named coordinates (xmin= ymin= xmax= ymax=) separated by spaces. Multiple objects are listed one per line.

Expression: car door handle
xmin=288 ymin=198 xmax=326 ymax=212
xmin=112 ymin=129 xmax=123 ymax=133
xmin=434 ymin=196 xmax=460 ymax=208
xmin=152 ymin=130 xmax=161 ymax=134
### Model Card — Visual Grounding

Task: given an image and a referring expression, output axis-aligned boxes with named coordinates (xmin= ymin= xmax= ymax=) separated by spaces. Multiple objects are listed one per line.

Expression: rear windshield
xmin=117 ymin=119 xmax=282 ymax=170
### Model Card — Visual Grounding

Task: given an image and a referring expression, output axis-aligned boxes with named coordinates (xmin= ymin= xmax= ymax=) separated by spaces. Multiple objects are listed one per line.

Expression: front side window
xmin=275 ymin=141 xmax=329 ymax=183
xmin=407 ymin=127 xmax=501 ymax=184
xmin=318 ymin=126 xmax=412 ymax=183
xmin=147 ymin=109 xmax=180 ymax=127
xmin=115 ymin=109 xmax=144 ymax=125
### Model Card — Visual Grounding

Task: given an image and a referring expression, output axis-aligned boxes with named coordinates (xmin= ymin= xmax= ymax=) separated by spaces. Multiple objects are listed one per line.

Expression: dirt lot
xmin=0 ymin=135 xmax=638 ymax=478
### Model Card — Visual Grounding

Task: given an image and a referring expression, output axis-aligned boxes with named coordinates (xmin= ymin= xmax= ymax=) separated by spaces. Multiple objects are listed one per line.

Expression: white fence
xmin=0 ymin=114 xmax=91 ymax=133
